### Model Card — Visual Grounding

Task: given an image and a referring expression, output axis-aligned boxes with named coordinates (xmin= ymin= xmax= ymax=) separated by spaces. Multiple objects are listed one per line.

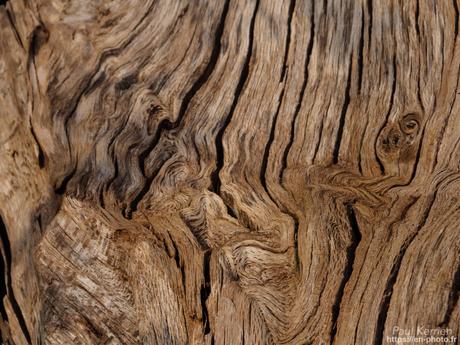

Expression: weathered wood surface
xmin=0 ymin=0 xmax=459 ymax=344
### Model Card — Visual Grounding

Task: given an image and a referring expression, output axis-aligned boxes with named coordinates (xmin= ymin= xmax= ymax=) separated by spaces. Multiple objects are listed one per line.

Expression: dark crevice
xmin=357 ymin=6 xmax=365 ymax=93
xmin=280 ymin=0 xmax=315 ymax=182
xmin=374 ymin=242 xmax=412 ymax=345
xmin=200 ymin=250 xmax=212 ymax=334
xmin=367 ymin=0 xmax=373 ymax=46
xmin=454 ymin=0 xmax=459 ymax=39
xmin=332 ymin=58 xmax=352 ymax=164
xmin=261 ymin=0 xmax=295 ymax=196
xmin=330 ymin=203 xmax=362 ymax=344
xmin=175 ymin=0 xmax=230 ymax=128
xmin=0 ymin=216 xmax=32 ymax=344
xmin=225 ymin=203 xmax=238 ymax=219
xmin=439 ymin=263 xmax=460 ymax=327
xmin=210 ymin=0 xmax=260 ymax=194
xmin=374 ymin=190 xmax=437 ymax=345
xmin=124 ymin=154 xmax=168 ymax=218
xmin=280 ymin=0 xmax=296 ymax=82
xmin=0 ymin=0 xmax=8 ymax=7
xmin=415 ymin=0 xmax=420 ymax=38
xmin=55 ymin=166 xmax=76 ymax=195
xmin=260 ymin=86 xmax=286 ymax=198
xmin=292 ymin=215 xmax=300 ymax=271
xmin=170 ymin=238 xmax=187 ymax=294
xmin=0 ymin=241 xmax=8 ymax=323
xmin=139 ymin=119 xmax=173 ymax=176
xmin=374 ymin=54 xmax=397 ymax=175
xmin=406 ymin=125 xmax=425 ymax=185
xmin=27 ymin=25 xmax=49 ymax=102
xmin=125 ymin=118 xmax=173 ymax=218
xmin=30 ymin=26 xmax=49 ymax=58
xmin=417 ymin=64 xmax=425 ymax=115
xmin=126 ymin=0 xmax=230 ymax=217
xmin=29 ymin=119 xmax=45 ymax=169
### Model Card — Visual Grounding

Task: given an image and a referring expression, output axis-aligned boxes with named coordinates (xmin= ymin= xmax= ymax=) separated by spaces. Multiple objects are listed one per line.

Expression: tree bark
xmin=0 ymin=0 xmax=459 ymax=344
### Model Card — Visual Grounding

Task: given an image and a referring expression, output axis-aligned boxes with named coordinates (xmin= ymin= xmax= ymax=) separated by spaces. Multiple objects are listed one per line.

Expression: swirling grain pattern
xmin=0 ymin=0 xmax=459 ymax=344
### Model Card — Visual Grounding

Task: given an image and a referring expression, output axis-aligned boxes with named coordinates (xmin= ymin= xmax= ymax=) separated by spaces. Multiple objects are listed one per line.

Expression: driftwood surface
xmin=0 ymin=0 xmax=460 ymax=344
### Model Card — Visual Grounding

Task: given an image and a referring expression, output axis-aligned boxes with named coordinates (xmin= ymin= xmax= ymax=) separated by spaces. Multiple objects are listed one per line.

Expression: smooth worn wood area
xmin=0 ymin=0 xmax=459 ymax=344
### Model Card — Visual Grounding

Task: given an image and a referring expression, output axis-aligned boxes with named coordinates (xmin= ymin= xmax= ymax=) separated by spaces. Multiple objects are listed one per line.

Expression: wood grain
xmin=0 ymin=0 xmax=459 ymax=344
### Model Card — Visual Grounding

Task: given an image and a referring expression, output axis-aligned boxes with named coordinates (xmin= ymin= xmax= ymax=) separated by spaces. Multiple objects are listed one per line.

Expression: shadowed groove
xmin=210 ymin=0 xmax=260 ymax=194
xmin=0 ymin=215 xmax=32 ymax=344
xmin=330 ymin=203 xmax=362 ymax=344
xmin=280 ymin=0 xmax=315 ymax=182
xmin=374 ymin=190 xmax=438 ymax=345
xmin=332 ymin=59 xmax=352 ymax=164
xmin=0 ymin=0 xmax=458 ymax=343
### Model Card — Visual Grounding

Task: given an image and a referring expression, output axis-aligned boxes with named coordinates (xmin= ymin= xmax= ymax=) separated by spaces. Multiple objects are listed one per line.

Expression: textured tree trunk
xmin=0 ymin=0 xmax=459 ymax=344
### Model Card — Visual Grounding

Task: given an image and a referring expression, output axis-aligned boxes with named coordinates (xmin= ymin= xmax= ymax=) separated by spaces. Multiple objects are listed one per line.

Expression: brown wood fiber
xmin=0 ymin=0 xmax=459 ymax=344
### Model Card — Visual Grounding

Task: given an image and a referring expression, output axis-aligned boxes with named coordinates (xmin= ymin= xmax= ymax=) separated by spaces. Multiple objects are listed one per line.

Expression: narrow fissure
xmin=126 ymin=129 xmax=173 ymax=218
xmin=124 ymin=0 xmax=230 ymax=218
xmin=367 ymin=0 xmax=373 ymax=44
xmin=407 ymin=125 xmax=425 ymax=185
xmin=312 ymin=118 xmax=324 ymax=163
xmin=260 ymin=85 xmax=286 ymax=198
xmin=175 ymin=0 xmax=230 ymax=128
xmin=330 ymin=203 xmax=362 ymax=344
xmin=200 ymin=250 xmax=212 ymax=334
xmin=210 ymin=0 xmax=260 ymax=194
xmin=439 ymin=263 xmax=460 ymax=326
xmin=292 ymin=216 xmax=300 ymax=271
xmin=55 ymin=166 xmax=77 ymax=195
xmin=374 ymin=190 xmax=437 ymax=345
xmin=280 ymin=0 xmax=296 ymax=82
xmin=280 ymin=0 xmax=315 ymax=181
xmin=454 ymin=0 xmax=459 ymax=39
xmin=29 ymin=119 xmax=45 ymax=169
xmin=261 ymin=0 xmax=296 ymax=197
xmin=357 ymin=6 xmax=365 ymax=93
xmin=374 ymin=241 xmax=412 ymax=345
xmin=374 ymin=54 xmax=397 ymax=175
xmin=170 ymin=238 xmax=187 ymax=295
xmin=0 ymin=252 xmax=7 ymax=320
xmin=0 ymin=215 xmax=32 ymax=344
xmin=332 ymin=58 xmax=352 ymax=164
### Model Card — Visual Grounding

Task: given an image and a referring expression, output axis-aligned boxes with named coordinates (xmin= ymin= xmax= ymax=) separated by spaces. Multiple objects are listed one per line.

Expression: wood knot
xmin=377 ymin=111 xmax=423 ymax=175
xmin=380 ymin=127 xmax=403 ymax=154
xmin=399 ymin=112 xmax=420 ymax=142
